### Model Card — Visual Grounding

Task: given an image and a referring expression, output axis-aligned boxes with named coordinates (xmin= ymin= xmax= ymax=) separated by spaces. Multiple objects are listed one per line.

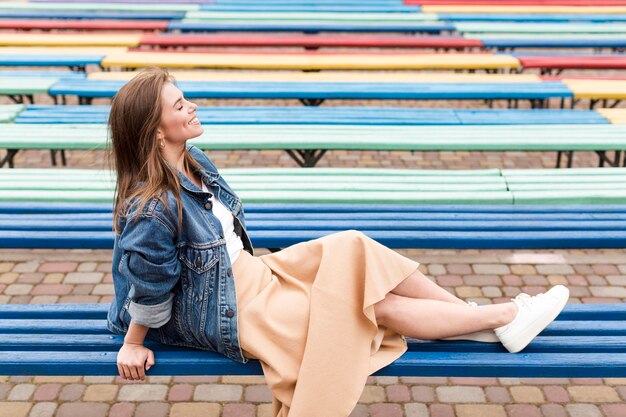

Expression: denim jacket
xmin=107 ymin=145 xmax=254 ymax=364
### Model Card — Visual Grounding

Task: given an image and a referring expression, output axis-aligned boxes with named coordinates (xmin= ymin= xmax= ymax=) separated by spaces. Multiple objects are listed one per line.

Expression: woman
xmin=107 ymin=67 xmax=570 ymax=417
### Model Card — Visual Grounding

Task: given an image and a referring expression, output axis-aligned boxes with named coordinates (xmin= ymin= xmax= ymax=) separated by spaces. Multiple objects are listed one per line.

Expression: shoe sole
xmin=501 ymin=288 xmax=569 ymax=353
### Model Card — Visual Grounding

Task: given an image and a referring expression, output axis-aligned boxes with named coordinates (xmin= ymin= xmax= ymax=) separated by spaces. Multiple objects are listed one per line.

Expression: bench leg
xmin=596 ymin=150 xmax=621 ymax=167
xmin=0 ymin=149 xmax=19 ymax=168
xmin=285 ymin=149 xmax=327 ymax=167
xmin=299 ymin=98 xmax=325 ymax=107
xmin=555 ymin=151 xmax=574 ymax=168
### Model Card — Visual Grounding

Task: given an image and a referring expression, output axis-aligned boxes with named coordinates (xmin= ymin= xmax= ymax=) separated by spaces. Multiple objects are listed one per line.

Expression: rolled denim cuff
xmin=128 ymin=293 xmax=174 ymax=328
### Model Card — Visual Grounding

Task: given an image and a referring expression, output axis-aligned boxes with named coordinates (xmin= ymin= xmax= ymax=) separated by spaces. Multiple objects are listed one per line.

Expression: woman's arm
xmin=116 ymin=319 xmax=155 ymax=381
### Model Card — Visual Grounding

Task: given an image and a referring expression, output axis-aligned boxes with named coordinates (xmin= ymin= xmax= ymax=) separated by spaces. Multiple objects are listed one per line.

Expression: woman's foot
xmin=495 ymin=285 xmax=570 ymax=353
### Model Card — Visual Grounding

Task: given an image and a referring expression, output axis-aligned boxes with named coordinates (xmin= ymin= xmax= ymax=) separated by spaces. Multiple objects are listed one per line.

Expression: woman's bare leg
xmin=391 ymin=268 xmax=466 ymax=306
xmin=374 ymin=293 xmax=516 ymax=340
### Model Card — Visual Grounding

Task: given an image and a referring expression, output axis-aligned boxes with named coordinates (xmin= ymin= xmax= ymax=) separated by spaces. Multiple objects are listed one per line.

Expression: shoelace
xmin=511 ymin=292 xmax=547 ymax=310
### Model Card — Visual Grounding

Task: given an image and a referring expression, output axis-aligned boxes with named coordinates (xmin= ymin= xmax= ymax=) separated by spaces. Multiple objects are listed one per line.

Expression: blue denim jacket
xmin=107 ymin=145 xmax=254 ymax=363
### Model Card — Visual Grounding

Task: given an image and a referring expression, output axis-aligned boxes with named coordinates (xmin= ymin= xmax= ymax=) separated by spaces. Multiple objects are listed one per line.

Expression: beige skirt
xmin=232 ymin=230 xmax=420 ymax=417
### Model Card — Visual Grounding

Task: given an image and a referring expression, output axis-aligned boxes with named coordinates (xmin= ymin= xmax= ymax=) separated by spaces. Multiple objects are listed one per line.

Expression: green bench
xmin=0 ymin=123 xmax=624 ymax=168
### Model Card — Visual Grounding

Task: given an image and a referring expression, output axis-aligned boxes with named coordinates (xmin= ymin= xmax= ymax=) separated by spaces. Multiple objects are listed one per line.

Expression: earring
xmin=159 ymin=139 xmax=165 ymax=148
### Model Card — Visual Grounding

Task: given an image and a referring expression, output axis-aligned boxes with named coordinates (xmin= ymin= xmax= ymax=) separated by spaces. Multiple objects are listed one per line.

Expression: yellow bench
xmin=101 ymin=51 xmax=521 ymax=71
xmin=88 ymin=70 xmax=541 ymax=83
xmin=563 ymin=79 xmax=626 ymax=109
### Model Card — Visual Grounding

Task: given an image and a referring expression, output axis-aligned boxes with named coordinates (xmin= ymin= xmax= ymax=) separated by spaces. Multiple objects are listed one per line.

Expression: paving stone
xmin=565 ymin=404 xmax=603 ymax=417
xmin=605 ymin=378 xmax=626 ymax=385
xmin=617 ymin=386 xmax=626 ymax=401
xmin=591 ymin=264 xmax=620 ymax=275
xmin=510 ymin=386 xmax=545 ymax=403
xmin=168 ymin=384 xmax=193 ymax=402
xmin=83 ymin=384 xmax=118 ymax=402
xmin=505 ymin=404 xmax=542 ymax=417
xmin=0 ymin=384 xmax=10 ymax=400
xmin=547 ymin=275 xmax=569 ymax=285
xmin=17 ymin=273 xmax=44 ymax=284
xmin=77 ymin=262 xmax=98 ymax=272
xmin=502 ymin=275 xmax=523 ymax=286
xmin=0 ymin=263 xmax=14 ymax=273
xmin=172 ymin=376 xmax=220 ymax=384
xmin=92 ymin=284 xmax=115 ymax=295
xmin=400 ymin=377 xmax=447 ymax=384
xmin=587 ymin=275 xmax=608 ymax=286
xmin=170 ymin=403 xmax=221 ymax=417
xmin=0 ymin=273 xmax=18 ymax=284
xmin=536 ymin=265 xmax=575 ymax=275
xmin=358 ymin=385 xmax=386 ymax=403
xmin=455 ymin=404 xmax=506 ymax=417
xmin=8 ymin=384 xmax=35 ymax=401
xmin=447 ymin=264 xmax=472 ymax=274
xmin=220 ymin=376 xmax=266 ymax=385
xmin=410 ymin=386 xmax=435 ymax=402
xmin=375 ymin=376 xmax=399 ymax=385
xmin=485 ymin=386 xmax=511 ymax=403
xmin=194 ymin=384 xmax=243 ymax=402
xmin=510 ymin=265 xmax=536 ymax=275
xmin=0 ymin=402 xmax=32 ymax=417
xmin=601 ymin=404 xmax=626 ymax=417
xmin=83 ymin=376 xmax=116 ymax=384
xmin=245 ymin=385 xmax=272 ymax=403
xmin=371 ymin=403 xmax=403 ymax=417
xmin=464 ymin=275 xmax=502 ymax=286
xmin=498 ymin=377 xmax=521 ymax=385
xmin=134 ymin=402 xmax=170 ymax=417
xmin=58 ymin=384 xmax=86 ymax=401
xmin=540 ymin=404 xmax=567 ymax=417
xmin=29 ymin=295 xmax=59 ymax=304
xmin=56 ymin=403 xmax=109 ymax=417
xmin=520 ymin=378 xmax=570 ymax=385
xmin=472 ymin=264 xmax=510 ymax=275
xmin=402 ymin=403 xmax=427 ymax=417
xmin=449 ymin=377 xmax=498 ymax=386
xmin=428 ymin=264 xmax=447 ymax=276
xmin=108 ymin=402 xmax=135 ymax=417
xmin=386 ymin=384 xmax=410 ymax=402
xmin=38 ymin=262 xmax=78 ymax=273
xmin=4 ymin=284 xmax=33 ymax=295
xmin=590 ymin=286 xmax=626 ymax=298
xmin=348 ymin=404 xmax=368 ymax=417
xmin=567 ymin=386 xmax=621 ymax=402
xmin=12 ymin=261 xmax=39 ymax=273
xmin=606 ymin=275 xmax=626 ymax=286
xmin=63 ymin=272 xmax=103 ymax=284
xmin=436 ymin=386 xmax=485 ymax=403
xmin=522 ymin=275 xmax=549 ymax=286
xmin=118 ymin=385 xmax=168 ymax=402
xmin=543 ymin=386 xmax=570 ymax=403
xmin=482 ymin=286 xmax=502 ymax=297
xmin=32 ymin=384 xmax=60 ymax=401
xmin=455 ymin=286 xmax=483 ymax=298
xmin=223 ymin=403 xmax=255 ymax=417
xmin=257 ymin=403 xmax=274 ymax=417
xmin=437 ymin=275 xmax=464 ymax=286
xmin=30 ymin=284 xmax=72 ymax=296
xmin=32 ymin=376 xmax=81 ymax=384
xmin=28 ymin=402 xmax=56 ymax=417
xmin=42 ymin=273 xmax=64 ymax=284
xmin=618 ymin=264 xmax=626 ymax=274
xmin=429 ymin=404 xmax=455 ymax=417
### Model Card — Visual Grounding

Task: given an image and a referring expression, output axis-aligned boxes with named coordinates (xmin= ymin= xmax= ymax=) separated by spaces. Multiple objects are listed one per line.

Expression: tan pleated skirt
xmin=232 ymin=230 xmax=421 ymax=417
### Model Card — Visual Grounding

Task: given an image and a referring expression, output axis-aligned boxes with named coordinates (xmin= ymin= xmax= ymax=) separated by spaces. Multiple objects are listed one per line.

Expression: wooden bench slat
xmin=1 ymin=350 xmax=624 ymax=377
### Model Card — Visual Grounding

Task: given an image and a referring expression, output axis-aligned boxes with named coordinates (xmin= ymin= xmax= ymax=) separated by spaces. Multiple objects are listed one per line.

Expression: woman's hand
xmin=116 ymin=342 xmax=155 ymax=381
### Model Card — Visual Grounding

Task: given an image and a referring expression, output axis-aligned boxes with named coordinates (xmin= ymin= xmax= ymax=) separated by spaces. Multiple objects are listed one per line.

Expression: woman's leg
xmin=374 ymin=293 xmax=517 ymax=340
xmin=391 ymin=267 xmax=467 ymax=306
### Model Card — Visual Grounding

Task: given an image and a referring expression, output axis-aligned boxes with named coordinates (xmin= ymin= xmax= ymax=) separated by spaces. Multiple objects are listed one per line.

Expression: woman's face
xmin=158 ymin=82 xmax=203 ymax=147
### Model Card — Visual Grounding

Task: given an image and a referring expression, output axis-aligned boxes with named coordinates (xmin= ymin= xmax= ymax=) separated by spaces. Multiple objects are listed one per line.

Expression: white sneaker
xmin=440 ymin=301 xmax=500 ymax=343
xmin=495 ymin=285 xmax=570 ymax=353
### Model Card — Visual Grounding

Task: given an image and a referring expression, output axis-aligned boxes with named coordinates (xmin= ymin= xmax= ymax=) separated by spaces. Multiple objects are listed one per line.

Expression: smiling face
xmin=157 ymin=82 xmax=203 ymax=148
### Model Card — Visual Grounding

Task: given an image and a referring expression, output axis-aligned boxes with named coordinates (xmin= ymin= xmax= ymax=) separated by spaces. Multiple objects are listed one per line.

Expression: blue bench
xmin=0 ymin=55 xmax=104 ymax=73
xmin=2 ymin=203 xmax=626 ymax=250
xmin=48 ymin=80 xmax=572 ymax=108
xmin=168 ymin=21 xmax=455 ymax=33
xmin=12 ymin=105 xmax=610 ymax=125
xmin=0 ymin=302 xmax=624 ymax=377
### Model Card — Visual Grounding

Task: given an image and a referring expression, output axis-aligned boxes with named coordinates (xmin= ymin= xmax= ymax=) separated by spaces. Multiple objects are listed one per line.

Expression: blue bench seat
xmin=0 ymin=302 xmax=624 ymax=377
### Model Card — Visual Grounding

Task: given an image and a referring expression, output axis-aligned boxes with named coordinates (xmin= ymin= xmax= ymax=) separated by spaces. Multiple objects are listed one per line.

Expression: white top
xmin=202 ymin=181 xmax=244 ymax=264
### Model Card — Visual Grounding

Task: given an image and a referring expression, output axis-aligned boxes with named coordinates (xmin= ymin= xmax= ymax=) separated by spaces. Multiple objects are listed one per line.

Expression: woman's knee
xmin=374 ymin=293 xmax=402 ymax=327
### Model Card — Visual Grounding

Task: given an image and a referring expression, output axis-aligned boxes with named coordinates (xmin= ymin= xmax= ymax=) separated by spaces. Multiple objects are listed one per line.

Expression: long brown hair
xmin=108 ymin=67 xmax=203 ymax=234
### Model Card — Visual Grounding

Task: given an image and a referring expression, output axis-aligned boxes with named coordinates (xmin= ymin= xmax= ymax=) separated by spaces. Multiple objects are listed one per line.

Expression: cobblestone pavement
xmin=1 ymin=247 xmax=625 ymax=417
xmin=1 ymin=93 xmax=625 ymax=416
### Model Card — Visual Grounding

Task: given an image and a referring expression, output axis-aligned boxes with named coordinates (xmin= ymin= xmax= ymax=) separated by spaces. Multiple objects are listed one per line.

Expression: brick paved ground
xmin=0 ymin=89 xmax=625 ymax=416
